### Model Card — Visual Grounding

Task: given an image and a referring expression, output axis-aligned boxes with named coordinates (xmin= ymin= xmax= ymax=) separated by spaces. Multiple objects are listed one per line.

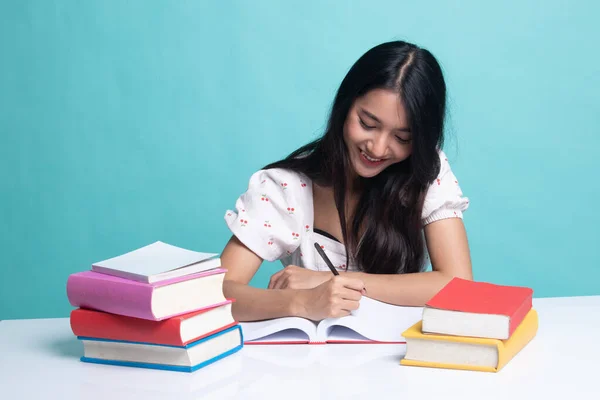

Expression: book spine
xmin=400 ymin=358 xmax=497 ymax=373
xmin=67 ymin=274 xmax=157 ymax=320
xmin=70 ymin=309 xmax=183 ymax=345
xmin=508 ymin=293 xmax=533 ymax=336
xmin=497 ymin=308 xmax=538 ymax=371
xmin=182 ymin=322 xmax=239 ymax=346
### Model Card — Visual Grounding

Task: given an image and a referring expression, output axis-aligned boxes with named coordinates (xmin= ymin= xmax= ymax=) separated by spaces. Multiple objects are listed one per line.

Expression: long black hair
xmin=264 ymin=41 xmax=447 ymax=275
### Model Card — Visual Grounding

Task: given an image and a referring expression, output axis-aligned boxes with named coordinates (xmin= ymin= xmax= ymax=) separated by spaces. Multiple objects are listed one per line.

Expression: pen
xmin=314 ymin=242 xmax=366 ymax=293
xmin=314 ymin=242 xmax=339 ymax=275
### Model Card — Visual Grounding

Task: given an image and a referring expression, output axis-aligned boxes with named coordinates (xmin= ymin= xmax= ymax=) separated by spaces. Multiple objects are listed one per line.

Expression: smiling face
xmin=343 ymin=88 xmax=413 ymax=179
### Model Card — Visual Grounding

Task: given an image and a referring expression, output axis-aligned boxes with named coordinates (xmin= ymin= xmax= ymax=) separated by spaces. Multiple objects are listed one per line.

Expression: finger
xmin=341 ymin=299 xmax=360 ymax=312
xmin=268 ymin=269 xmax=285 ymax=289
xmin=334 ymin=276 xmax=365 ymax=292
xmin=276 ymin=278 xmax=289 ymax=290
xmin=272 ymin=274 xmax=290 ymax=290
xmin=340 ymin=287 xmax=363 ymax=301
xmin=330 ymin=309 xmax=352 ymax=318
xmin=271 ymin=276 xmax=283 ymax=289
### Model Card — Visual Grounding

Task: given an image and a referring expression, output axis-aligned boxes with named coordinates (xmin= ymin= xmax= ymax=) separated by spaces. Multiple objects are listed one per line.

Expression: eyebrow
xmin=359 ymin=108 xmax=411 ymax=133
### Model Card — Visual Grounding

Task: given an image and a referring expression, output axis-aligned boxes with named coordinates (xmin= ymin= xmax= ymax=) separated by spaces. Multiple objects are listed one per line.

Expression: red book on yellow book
xmin=401 ymin=308 xmax=538 ymax=373
xmin=422 ymin=278 xmax=533 ymax=339
xmin=70 ymin=300 xmax=236 ymax=346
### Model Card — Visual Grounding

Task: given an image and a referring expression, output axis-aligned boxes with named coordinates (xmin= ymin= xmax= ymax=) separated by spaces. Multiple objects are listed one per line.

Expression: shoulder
xmin=432 ymin=149 xmax=452 ymax=178
xmin=246 ymin=168 xmax=310 ymax=191
xmin=224 ymin=168 xmax=311 ymax=261
xmin=421 ymin=149 xmax=470 ymax=225
xmin=243 ymin=167 xmax=312 ymax=206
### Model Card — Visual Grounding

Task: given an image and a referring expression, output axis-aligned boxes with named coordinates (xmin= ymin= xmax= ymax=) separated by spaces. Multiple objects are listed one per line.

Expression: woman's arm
xmin=220 ymin=235 xmax=300 ymax=321
xmin=268 ymin=217 xmax=473 ymax=306
xmin=347 ymin=218 xmax=473 ymax=306
xmin=221 ymin=235 xmax=365 ymax=322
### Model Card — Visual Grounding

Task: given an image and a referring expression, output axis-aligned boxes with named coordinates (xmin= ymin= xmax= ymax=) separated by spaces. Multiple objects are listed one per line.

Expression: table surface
xmin=1 ymin=295 xmax=599 ymax=399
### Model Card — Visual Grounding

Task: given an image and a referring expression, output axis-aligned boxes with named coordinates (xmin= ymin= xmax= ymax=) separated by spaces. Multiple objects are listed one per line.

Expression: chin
xmin=355 ymin=169 xmax=380 ymax=179
xmin=351 ymin=159 xmax=386 ymax=179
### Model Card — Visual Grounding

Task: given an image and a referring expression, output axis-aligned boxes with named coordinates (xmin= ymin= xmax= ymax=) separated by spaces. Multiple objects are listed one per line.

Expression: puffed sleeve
xmin=422 ymin=150 xmax=470 ymax=225
xmin=224 ymin=168 xmax=306 ymax=261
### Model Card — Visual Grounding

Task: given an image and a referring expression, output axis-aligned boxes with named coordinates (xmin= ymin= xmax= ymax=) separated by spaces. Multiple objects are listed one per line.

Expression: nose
xmin=367 ymin=133 xmax=389 ymax=158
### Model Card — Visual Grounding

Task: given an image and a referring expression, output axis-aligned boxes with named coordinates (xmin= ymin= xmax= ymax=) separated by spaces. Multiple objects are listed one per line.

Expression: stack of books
xmin=401 ymin=277 xmax=538 ymax=373
xmin=66 ymin=241 xmax=243 ymax=372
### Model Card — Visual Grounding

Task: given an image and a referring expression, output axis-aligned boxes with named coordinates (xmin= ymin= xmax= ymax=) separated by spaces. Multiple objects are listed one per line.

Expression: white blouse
xmin=224 ymin=150 xmax=469 ymax=272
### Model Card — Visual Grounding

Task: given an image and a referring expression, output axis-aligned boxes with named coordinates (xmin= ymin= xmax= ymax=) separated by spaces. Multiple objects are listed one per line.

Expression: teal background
xmin=1 ymin=1 xmax=598 ymax=320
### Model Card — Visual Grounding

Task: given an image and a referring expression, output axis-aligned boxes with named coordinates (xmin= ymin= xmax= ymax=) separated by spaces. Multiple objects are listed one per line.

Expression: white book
xmin=79 ymin=325 xmax=243 ymax=373
xmin=241 ymin=296 xmax=423 ymax=344
xmin=91 ymin=241 xmax=221 ymax=283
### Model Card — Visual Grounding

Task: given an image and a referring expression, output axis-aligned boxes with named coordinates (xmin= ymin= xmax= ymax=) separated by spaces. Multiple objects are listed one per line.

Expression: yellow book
xmin=400 ymin=308 xmax=538 ymax=372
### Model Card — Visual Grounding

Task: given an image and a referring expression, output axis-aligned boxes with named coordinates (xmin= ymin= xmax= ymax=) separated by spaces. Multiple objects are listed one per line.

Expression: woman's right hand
xmin=295 ymin=275 xmax=366 ymax=321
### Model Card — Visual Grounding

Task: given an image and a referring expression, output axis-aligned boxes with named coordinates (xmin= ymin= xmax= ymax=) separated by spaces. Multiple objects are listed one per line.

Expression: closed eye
xmin=359 ymin=118 xmax=376 ymax=130
xmin=396 ymin=136 xmax=412 ymax=144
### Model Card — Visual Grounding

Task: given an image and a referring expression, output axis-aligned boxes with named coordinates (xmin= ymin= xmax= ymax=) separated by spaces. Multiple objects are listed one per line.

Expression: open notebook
xmin=241 ymin=297 xmax=423 ymax=344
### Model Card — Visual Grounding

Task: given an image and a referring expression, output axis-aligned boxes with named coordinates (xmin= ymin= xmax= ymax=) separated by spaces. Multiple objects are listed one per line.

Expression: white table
xmin=1 ymin=295 xmax=599 ymax=399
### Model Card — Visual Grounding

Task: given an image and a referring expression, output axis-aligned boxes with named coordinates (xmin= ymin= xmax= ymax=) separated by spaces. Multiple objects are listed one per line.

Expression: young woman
xmin=220 ymin=40 xmax=472 ymax=322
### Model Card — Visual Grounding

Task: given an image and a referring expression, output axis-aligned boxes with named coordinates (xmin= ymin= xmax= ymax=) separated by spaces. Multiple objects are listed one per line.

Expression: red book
xmin=422 ymin=278 xmax=533 ymax=339
xmin=70 ymin=300 xmax=236 ymax=346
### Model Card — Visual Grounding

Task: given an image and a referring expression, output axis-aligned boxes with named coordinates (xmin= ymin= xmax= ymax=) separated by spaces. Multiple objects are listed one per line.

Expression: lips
xmin=359 ymin=150 xmax=385 ymax=167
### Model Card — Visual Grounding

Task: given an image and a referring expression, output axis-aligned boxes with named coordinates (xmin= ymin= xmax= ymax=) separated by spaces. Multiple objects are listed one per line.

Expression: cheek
xmin=386 ymin=139 xmax=413 ymax=162
xmin=394 ymin=144 xmax=413 ymax=161
xmin=344 ymin=119 xmax=363 ymax=144
xmin=342 ymin=122 xmax=350 ymax=144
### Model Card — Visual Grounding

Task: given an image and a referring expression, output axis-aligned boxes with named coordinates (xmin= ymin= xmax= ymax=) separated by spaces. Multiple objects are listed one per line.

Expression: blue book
xmin=78 ymin=324 xmax=243 ymax=372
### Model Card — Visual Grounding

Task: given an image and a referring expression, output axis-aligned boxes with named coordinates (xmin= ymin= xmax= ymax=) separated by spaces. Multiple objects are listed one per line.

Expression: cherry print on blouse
xmin=305 ymin=225 xmax=310 ymax=232
xmin=287 ymin=207 xmax=295 ymax=215
xmin=263 ymin=221 xmax=272 ymax=228
xmin=436 ymin=178 xmax=441 ymax=185
xmin=300 ymin=181 xmax=307 ymax=188
xmin=240 ymin=219 xmax=248 ymax=227
xmin=292 ymin=232 xmax=300 ymax=240
xmin=267 ymin=238 xmax=274 ymax=246
xmin=281 ymin=182 xmax=288 ymax=190
xmin=260 ymin=194 xmax=269 ymax=202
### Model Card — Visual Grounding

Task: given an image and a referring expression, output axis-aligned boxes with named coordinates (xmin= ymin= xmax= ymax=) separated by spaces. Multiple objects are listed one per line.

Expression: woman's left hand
xmin=268 ymin=265 xmax=331 ymax=290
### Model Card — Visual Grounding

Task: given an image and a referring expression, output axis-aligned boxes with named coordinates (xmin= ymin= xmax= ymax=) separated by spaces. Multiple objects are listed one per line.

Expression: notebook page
xmin=241 ymin=317 xmax=317 ymax=343
xmin=244 ymin=329 xmax=312 ymax=344
xmin=325 ymin=326 xmax=370 ymax=342
xmin=317 ymin=296 xmax=423 ymax=342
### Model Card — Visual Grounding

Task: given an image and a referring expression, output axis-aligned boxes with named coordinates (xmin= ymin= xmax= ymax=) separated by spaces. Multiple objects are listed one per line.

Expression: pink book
xmin=66 ymin=268 xmax=228 ymax=321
